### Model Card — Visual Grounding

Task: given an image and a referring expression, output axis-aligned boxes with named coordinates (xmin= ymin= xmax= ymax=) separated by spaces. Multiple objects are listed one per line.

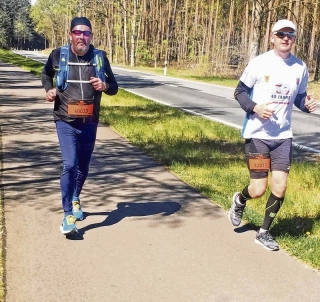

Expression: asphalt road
xmin=15 ymin=50 xmax=320 ymax=153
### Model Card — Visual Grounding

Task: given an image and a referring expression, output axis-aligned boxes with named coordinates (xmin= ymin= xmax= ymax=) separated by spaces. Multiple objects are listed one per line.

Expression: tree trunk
xmin=183 ymin=0 xmax=189 ymax=60
xmin=314 ymin=39 xmax=320 ymax=81
xmin=308 ymin=0 xmax=318 ymax=69
xmin=123 ymin=0 xmax=128 ymax=64
xmin=287 ymin=0 xmax=293 ymax=20
xmin=243 ymin=1 xmax=249 ymax=52
xmin=263 ymin=0 xmax=273 ymax=52
xmin=205 ymin=0 xmax=215 ymax=60
xmin=248 ymin=1 xmax=257 ymax=60
xmin=293 ymin=0 xmax=300 ymax=54
xmin=211 ymin=0 xmax=219 ymax=70
xmin=225 ymin=0 xmax=235 ymax=64
xmin=130 ymin=0 xmax=137 ymax=67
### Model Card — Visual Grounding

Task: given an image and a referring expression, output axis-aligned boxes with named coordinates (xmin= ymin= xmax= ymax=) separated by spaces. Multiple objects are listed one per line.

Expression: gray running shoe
xmin=228 ymin=192 xmax=246 ymax=226
xmin=255 ymin=231 xmax=279 ymax=251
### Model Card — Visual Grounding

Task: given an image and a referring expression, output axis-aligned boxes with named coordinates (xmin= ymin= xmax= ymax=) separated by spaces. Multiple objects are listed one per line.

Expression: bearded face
xmin=69 ymin=25 xmax=93 ymax=56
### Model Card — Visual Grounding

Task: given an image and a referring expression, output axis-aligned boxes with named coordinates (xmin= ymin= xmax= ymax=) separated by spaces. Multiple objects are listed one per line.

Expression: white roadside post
xmin=164 ymin=60 xmax=167 ymax=76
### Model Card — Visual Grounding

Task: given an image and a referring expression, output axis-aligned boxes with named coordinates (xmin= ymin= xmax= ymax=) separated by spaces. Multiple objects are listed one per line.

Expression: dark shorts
xmin=245 ymin=138 xmax=292 ymax=179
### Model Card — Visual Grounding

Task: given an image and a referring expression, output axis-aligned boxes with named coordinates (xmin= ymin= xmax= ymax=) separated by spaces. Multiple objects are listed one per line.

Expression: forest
xmin=1 ymin=0 xmax=320 ymax=79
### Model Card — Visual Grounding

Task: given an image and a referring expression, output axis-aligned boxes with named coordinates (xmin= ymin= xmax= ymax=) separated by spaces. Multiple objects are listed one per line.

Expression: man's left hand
xmin=89 ymin=77 xmax=108 ymax=91
xmin=305 ymin=95 xmax=317 ymax=112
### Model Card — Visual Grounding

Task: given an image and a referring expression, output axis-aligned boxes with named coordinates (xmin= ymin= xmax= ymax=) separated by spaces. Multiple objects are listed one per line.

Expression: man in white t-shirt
xmin=228 ymin=19 xmax=317 ymax=251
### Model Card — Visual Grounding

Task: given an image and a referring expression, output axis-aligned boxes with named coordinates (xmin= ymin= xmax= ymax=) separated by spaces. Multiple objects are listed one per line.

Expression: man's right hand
xmin=46 ymin=88 xmax=56 ymax=102
xmin=253 ymin=101 xmax=275 ymax=119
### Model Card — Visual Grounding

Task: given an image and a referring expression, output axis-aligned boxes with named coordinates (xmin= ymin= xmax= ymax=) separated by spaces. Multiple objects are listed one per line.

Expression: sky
xmin=31 ymin=0 xmax=37 ymax=4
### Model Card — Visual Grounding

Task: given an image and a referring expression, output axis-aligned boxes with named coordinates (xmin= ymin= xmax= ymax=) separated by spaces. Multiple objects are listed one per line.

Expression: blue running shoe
xmin=72 ymin=201 xmax=84 ymax=221
xmin=60 ymin=215 xmax=78 ymax=234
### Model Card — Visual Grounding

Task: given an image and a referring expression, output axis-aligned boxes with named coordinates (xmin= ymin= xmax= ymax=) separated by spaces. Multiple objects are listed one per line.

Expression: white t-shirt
xmin=240 ymin=50 xmax=309 ymax=139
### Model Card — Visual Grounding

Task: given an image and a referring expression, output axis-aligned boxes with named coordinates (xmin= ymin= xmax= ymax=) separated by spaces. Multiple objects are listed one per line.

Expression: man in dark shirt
xmin=41 ymin=16 xmax=118 ymax=235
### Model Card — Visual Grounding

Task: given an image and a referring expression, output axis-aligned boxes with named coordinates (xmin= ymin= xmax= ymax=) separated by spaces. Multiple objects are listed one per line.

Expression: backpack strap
xmin=56 ymin=44 xmax=70 ymax=92
xmin=56 ymin=46 xmax=106 ymax=92
xmin=93 ymin=48 xmax=107 ymax=83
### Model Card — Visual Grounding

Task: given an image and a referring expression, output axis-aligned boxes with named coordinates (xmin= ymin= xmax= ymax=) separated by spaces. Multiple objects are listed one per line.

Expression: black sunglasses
xmin=72 ymin=30 xmax=92 ymax=37
xmin=274 ymin=31 xmax=295 ymax=39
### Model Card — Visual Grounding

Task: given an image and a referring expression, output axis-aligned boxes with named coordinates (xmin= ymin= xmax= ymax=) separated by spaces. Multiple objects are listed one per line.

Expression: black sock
xmin=261 ymin=192 xmax=285 ymax=230
xmin=239 ymin=185 xmax=251 ymax=204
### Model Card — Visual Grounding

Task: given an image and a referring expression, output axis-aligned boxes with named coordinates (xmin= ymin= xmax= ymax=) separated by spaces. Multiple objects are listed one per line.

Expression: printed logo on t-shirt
xmin=264 ymin=75 xmax=270 ymax=82
xmin=270 ymin=82 xmax=291 ymax=108
xmin=275 ymin=83 xmax=290 ymax=95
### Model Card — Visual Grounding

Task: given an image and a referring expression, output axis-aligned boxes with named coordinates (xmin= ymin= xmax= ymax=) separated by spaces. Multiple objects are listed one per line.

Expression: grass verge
xmin=0 ymin=49 xmax=43 ymax=77
xmin=0 ymin=48 xmax=319 ymax=273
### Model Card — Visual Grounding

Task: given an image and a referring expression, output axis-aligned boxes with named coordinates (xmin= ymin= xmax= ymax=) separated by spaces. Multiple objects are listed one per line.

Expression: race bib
xmin=248 ymin=153 xmax=270 ymax=172
xmin=67 ymin=99 xmax=93 ymax=118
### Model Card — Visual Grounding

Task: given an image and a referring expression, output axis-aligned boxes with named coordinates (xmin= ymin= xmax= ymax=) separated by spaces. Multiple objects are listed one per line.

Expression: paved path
xmin=1 ymin=62 xmax=320 ymax=302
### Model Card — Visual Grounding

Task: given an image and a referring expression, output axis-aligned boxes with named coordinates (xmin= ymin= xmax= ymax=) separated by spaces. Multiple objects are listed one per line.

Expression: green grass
xmin=1 ymin=48 xmax=320 ymax=273
xmin=0 ymin=49 xmax=43 ymax=77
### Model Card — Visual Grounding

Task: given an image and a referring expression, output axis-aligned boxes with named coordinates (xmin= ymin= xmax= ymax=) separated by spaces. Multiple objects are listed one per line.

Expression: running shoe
xmin=228 ymin=192 xmax=246 ymax=226
xmin=255 ymin=231 xmax=279 ymax=251
xmin=60 ymin=215 xmax=78 ymax=234
xmin=72 ymin=201 xmax=84 ymax=221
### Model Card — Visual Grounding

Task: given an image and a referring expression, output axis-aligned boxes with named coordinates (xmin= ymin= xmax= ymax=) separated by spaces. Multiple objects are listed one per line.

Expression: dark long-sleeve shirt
xmin=41 ymin=44 xmax=118 ymax=123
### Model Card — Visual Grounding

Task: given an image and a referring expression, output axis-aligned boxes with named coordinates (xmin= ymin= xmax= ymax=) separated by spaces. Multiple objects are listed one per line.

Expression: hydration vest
xmin=55 ymin=44 xmax=106 ymax=92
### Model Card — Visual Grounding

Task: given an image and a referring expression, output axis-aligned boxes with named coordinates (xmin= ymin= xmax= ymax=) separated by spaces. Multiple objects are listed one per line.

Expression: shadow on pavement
xmin=66 ymin=201 xmax=182 ymax=240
